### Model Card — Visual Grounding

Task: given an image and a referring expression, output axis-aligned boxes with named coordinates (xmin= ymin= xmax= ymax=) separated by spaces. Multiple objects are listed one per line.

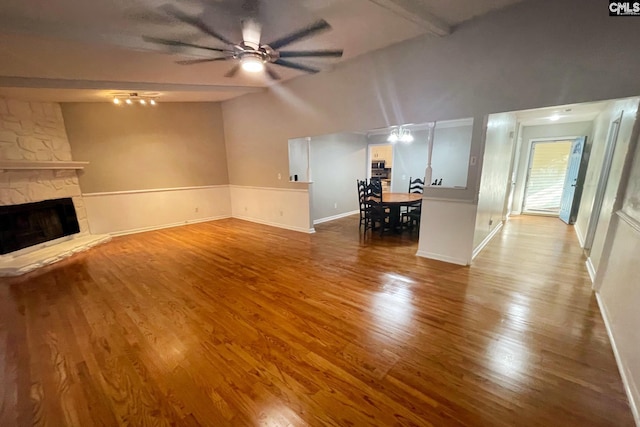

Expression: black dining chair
xmin=402 ymin=177 xmax=424 ymax=231
xmin=408 ymin=177 xmax=425 ymax=193
xmin=364 ymin=180 xmax=390 ymax=236
xmin=357 ymin=179 xmax=368 ymax=229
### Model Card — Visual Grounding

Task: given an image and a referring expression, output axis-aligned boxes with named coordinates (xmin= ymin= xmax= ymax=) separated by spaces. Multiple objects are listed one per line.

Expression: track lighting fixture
xmin=112 ymin=92 xmax=158 ymax=106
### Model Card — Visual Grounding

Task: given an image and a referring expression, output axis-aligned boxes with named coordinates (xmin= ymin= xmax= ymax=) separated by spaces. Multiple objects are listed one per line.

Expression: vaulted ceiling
xmin=0 ymin=0 xmax=522 ymax=102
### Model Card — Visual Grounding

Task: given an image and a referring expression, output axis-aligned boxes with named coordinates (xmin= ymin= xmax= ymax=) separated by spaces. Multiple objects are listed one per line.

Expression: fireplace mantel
xmin=0 ymin=160 xmax=89 ymax=171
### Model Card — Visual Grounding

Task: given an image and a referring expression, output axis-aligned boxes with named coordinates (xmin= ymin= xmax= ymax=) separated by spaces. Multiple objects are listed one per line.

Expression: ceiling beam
xmin=366 ymin=0 xmax=451 ymax=37
xmin=0 ymin=76 xmax=263 ymax=93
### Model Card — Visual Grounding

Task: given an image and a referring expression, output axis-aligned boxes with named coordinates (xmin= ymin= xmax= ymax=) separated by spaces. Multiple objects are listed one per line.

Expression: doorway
xmin=368 ymin=144 xmax=393 ymax=192
xmin=522 ymin=139 xmax=573 ymax=215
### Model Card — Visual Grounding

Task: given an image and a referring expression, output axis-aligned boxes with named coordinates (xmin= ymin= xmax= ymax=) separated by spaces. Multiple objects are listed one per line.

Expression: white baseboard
xmin=596 ymin=293 xmax=640 ymax=426
xmin=575 ymin=222 xmax=585 ymax=248
xmin=416 ymin=250 xmax=469 ymax=266
xmin=472 ymin=221 xmax=503 ymax=260
xmin=233 ymin=215 xmax=315 ymax=234
xmin=110 ymin=215 xmax=230 ymax=237
xmin=586 ymin=257 xmax=596 ymax=283
xmin=313 ymin=210 xmax=359 ymax=225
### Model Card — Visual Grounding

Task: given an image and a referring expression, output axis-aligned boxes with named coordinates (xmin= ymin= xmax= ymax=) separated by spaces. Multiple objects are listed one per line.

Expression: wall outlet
xmin=489 ymin=218 xmax=493 ymax=226
xmin=277 ymin=173 xmax=282 ymax=180
xmin=402 ymin=174 xmax=406 ymax=180
xmin=244 ymin=206 xmax=248 ymax=212
xmin=195 ymin=207 xmax=199 ymax=213
xmin=279 ymin=210 xmax=283 ymax=216
xmin=334 ymin=202 xmax=337 ymax=209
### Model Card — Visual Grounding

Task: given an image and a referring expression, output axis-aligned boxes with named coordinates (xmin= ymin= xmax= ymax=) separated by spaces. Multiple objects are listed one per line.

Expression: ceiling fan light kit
xmin=240 ymin=53 xmax=265 ymax=73
xmin=143 ymin=3 xmax=344 ymax=80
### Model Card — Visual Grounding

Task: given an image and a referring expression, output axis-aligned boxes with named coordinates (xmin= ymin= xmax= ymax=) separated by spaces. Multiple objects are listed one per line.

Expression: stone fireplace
xmin=0 ymin=97 xmax=110 ymax=276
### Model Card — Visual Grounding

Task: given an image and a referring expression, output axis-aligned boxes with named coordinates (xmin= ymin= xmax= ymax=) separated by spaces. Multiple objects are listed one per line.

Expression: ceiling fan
xmin=143 ymin=3 xmax=344 ymax=80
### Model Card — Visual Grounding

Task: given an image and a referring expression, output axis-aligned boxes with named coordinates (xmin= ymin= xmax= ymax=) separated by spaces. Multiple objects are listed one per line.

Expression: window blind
xmin=523 ymin=141 xmax=572 ymax=213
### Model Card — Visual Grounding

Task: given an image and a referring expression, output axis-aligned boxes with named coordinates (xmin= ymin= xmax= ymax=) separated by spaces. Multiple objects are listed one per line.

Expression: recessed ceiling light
xmin=549 ymin=114 xmax=560 ymax=121
xmin=113 ymin=98 xmax=120 ymax=105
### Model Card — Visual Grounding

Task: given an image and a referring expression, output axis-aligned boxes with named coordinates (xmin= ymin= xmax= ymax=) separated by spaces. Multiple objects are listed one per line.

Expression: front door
xmin=559 ymin=136 xmax=587 ymax=224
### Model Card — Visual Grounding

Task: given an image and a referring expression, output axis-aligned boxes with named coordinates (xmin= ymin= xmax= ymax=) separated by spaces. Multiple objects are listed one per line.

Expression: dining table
xmin=382 ymin=192 xmax=423 ymax=231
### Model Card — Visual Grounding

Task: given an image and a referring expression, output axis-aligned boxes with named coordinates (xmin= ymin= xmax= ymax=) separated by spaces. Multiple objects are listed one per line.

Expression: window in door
xmin=522 ymin=140 xmax=573 ymax=214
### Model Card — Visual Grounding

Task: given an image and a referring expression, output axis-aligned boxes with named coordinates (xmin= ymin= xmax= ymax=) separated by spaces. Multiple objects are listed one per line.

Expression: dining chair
xmin=408 ymin=177 xmax=425 ymax=193
xmin=402 ymin=176 xmax=424 ymax=232
xmin=357 ymin=179 xmax=368 ymax=229
xmin=364 ymin=180 xmax=389 ymax=236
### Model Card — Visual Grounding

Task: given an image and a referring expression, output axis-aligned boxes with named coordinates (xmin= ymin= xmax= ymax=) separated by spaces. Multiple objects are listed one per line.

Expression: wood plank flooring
xmin=0 ymin=215 xmax=634 ymax=426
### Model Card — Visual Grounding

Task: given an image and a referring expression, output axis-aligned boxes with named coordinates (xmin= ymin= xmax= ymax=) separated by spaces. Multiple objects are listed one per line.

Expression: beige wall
xmin=61 ymin=102 xmax=229 ymax=193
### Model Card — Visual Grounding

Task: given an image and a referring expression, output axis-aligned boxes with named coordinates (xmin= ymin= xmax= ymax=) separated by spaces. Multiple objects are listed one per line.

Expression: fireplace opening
xmin=0 ymin=198 xmax=80 ymax=255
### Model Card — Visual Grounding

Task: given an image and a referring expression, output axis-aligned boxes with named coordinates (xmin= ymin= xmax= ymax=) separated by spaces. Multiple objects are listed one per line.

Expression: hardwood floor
xmin=0 ymin=215 xmax=634 ymax=426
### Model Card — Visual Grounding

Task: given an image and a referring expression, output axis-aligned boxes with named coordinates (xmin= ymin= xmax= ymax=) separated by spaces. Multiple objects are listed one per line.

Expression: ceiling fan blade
xmin=176 ymin=57 xmax=228 ymax=65
xmin=160 ymin=4 xmax=233 ymax=46
xmin=225 ymin=63 xmax=241 ymax=78
xmin=267 ymin=20 xmax=331 ymax=50
xmin=273 ymin=59 xmax=319 ymax=74
xmin=278 ymin=49 xmax=343 ymax=58
xmin=142 ymin=36 xmax=227 ymax=53
xmin=265 ymin=66 xmax=281 ymax=80
xmin=241 ymin=18 xmax=262 ymax=49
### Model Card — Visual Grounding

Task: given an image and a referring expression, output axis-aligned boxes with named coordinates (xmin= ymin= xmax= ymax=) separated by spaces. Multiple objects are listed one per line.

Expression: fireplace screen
xmin=0 ymin=198 xmax=80 ymax=255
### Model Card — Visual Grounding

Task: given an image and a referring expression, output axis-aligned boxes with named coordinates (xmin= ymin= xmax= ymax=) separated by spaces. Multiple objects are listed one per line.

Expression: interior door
xmin=559 ymin=136 xmax=586 ymax=224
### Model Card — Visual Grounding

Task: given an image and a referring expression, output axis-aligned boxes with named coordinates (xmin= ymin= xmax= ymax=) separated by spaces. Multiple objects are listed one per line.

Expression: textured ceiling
xmin=0 ymin=0 xmax=522 ymax=102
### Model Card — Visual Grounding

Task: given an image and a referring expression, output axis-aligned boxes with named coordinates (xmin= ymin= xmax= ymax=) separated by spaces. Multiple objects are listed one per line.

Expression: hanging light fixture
xmin=387 ymin=127 xmax=413 ymax=143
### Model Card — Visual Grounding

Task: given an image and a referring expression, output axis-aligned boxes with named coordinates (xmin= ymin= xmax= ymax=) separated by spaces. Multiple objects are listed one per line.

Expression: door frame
xmin=583 ymin=113 xmax=623 ymax=251
xmin=520 ymin=136 xmax=579 ymax=215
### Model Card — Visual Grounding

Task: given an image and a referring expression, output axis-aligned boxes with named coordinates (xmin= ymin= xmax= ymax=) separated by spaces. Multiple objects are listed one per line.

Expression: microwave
xmin=371 ymin=161 xmax=386 ymax=169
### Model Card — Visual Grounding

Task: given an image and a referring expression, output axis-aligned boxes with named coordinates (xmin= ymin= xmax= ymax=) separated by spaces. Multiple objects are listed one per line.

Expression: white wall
xmin=511 ymin=121 xmax=594 ymax=215
xmin=596 ymin=126 xmax=640 ymax=423
xmin=573 ymin=99 xmax=640 ymax=274
xmin=589 ymin=99 xmax=639 ymax=271
xmin=417 ymin=200 xmax=477 ymax=265
xmin=83 ymin=186 xmax=231 ymax=235
xmin=229 ymin=185 xmax=313 ymax=233
xmin=309 ymin=132 xmax=367 ymax=223
xmin=473 ymin=113 xmax=516 ymax=250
